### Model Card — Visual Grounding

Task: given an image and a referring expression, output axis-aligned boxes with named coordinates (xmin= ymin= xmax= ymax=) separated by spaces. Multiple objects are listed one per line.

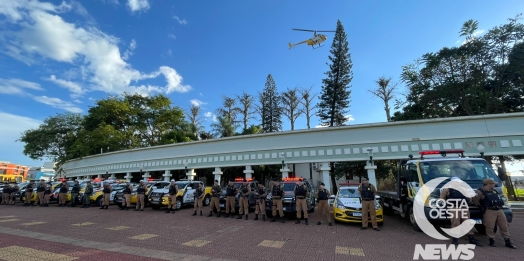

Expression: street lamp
xmin=280 ymin=152 xmax=286 ymax=169
xmin=477 ymin=144 xmax=485 ymax=157
xmin=139 ymin=163 xmax=143 ymax=176
xmin=367 ymin=147 xmax=374 ymax=164
xmin=183 ymin=160 xmax=188 ymax=175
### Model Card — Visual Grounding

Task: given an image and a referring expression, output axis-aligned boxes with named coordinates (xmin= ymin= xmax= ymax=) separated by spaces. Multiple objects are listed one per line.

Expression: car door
xmin=184 ymin=183 xmax=196 ymax=203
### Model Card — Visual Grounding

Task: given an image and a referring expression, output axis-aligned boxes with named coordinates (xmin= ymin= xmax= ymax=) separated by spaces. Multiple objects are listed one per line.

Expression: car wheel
xmin=176 ymin=198 xmax=182 ymax=210
xmin=96 ymin=196 xmax=103 ymax=206
xmin=117 ymin=203 xmax=122 ymax=208
xmin=266 ymin=210 xmax=273 ymax=218
xmin=204 ymin=196 xmax=210 ymax=206
xmin=409 ymin=207 xmax=422 ymax=232
xmin=475 ymin=224 xmax=486 ymax=235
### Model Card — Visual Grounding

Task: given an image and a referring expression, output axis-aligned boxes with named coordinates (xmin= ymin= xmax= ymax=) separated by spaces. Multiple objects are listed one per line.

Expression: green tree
xmin=240 ymin=124 xmax=263 ymax=135
xmin=186 ymin=104 xmax=204 ymax=138
xmin=368 ymin=76 xmax=398 ymax=122
xmin=282 ymin=86 xmax=303 ymax=130
xmin=259 ymin=74 xmax=283 ymax=132
xmin=211 ymin=115 xmax=236 ymax=138
xmin=317 ymin=19 xmax=353 ymax=127
xmin=236 ymin=92 xmax=255 ymax=131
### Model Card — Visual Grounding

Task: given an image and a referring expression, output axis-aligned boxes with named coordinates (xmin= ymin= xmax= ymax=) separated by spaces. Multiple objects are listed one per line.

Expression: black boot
xmin=200 ymin=211 xmax=202 ymax=216
xmin=504 ymin=238 xmax=516 ymax=249
xmin=224 ymin=214 xmax=229 ymax=218
xmin=317 ymin=221 xmax=321 ymax=225
xmin=217 ymin=211 xmax=220 ymax=217
xmin=281 ymin=216 xmax=285 ymax=223
xmin=254 ymin=214 xmax=258 ymax=220
xmin=270 ymin=217 xmax=276 ymax=222
xmin=468 ymin=235 xmax=482 ymax=246
xmin=80 ymin=204 xmax=86 ymax=208
xmin=208 ymin=211 xmax=213 ymax=217
xmin=171 ymin=208 xmax=175 ymax=214
xmin=295 ymin=219 xmax=300 ymax=224
xmin=192 ymin=210 xmax=197 ymax=216
xmin=489 ymin=238 xmax=496 ymax=247
xmin=262 ymin=215 xmax=265 ymax=221
xmin=245 ymin=215 xmax=248 ymax=220
xmin=105 ymin=205 xmax=109 ymax=209
xmin=305 ymin=218 xmax=309 ymax=225
xmin=452 ymin=238 xmax=458 ymax=246
xmin=236 ymin=214 xmax=242 ymax=219
xmin=124 ymin=207 xmax=128 ymax=210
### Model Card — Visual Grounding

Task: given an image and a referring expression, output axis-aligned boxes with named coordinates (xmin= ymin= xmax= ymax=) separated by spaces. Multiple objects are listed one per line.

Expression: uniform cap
xmin=483 ymin=179 xmax=497 ymax=185
xmin=171 ymin=179 xmax=175 ymax=182
xmin=320 ymin=182 xmax=325 ymax=186
xmin=214 ymin=180 xmax=218 ymax=183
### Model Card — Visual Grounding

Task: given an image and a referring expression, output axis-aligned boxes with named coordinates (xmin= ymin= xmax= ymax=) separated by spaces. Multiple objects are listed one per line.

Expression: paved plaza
xmin=0 ymin=204 xmax=522 ymax=261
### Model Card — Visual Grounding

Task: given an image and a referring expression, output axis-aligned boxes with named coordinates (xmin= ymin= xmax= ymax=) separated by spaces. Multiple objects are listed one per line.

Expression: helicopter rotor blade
xmin=313 ymin=30 xmax=336 ymax=32
xmin=291 ymin=28 xmax=316 ymax=32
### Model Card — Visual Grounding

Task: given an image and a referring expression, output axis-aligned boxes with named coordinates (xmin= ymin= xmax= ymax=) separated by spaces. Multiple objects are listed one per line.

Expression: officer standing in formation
xmin=439 ymin=177 xmax=481 ymax=246
xmin=43 ymin=182 xmax=52 ymax=207
xmin=135 ymin=181 xmax=147 ymax=211
xmin=81 ymin=181 xmax=93 ymax=208
xmin=70 ymin=180 xmax=80 ymax=207
xmin=1 ymin=182 xmax=10 ymax=204
xmin=192 ymin=182 xmax=204 ymax=216
xmin=254 ymin=183 xmax=266 ymax=221
xmin=208 ymin=180 xmax=221 ymax=217
xmin=10 ymin=182 xmax=19 ymax=205
xmin=24 ymin=180 xmax=35 ymax=206
xmin=120 ymin=181 xmax=133 ymax=211
xmin=58 ymin=180 xmax=69 ymax=207
xmin=270 ymin=179 xmax=285 ymax=223
xmin=100 ymin=181 xmax=112 ymax=209
xmin=358 ymin=176 xmax=379 ymax=231
xmin=36 ymin=179 xmax=46 ymax=206
xmin=237 ymin=181 xmax=251 ymax=220
xmin=475 ymin=179 xmax=517 ymax=249
xmin=224 ymin=180 xmax=237 ymax=218
xmin=316 ymin=182 xmax=332 ymax=226
xmin=166 ymin=179 xmax=178 ymax=214
xmin=294 ymin=179 xmax=309 ymax=225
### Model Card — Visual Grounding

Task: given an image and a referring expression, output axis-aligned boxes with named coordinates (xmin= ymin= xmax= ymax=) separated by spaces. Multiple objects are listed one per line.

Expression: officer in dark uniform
xmin=475 ymin=179 xmax=516 ymax=248
xmin=120 ymin=181 xmax=132 ymax=211
xmin=135 ymin=181 xmax=147 ymax=211
xmin=82 ymin=181 xmax=93 ymax=208
xmin=254 ymin=183 xmax=267 ymax=221
xmin=316 ymin=182 xmax=332 ymax=226
xmin=36 ymin=179 xmax=46 ymax=206
xmin=193 ymin=183 xmax=204 ymax=216
xmin=237 ymin=181 xmax=251 ymax=220
xmin=100 ymin=181 xmax=112 ymax=209
xmin=166 ymin=179 xmax=178 ymax=214
xmin=10 ymin=182 xmax=19 ymax=205
xmin=358 ymin=176 xmax=379 ymax=231
xmin=58 ymin=180 xmax=69 ymax=207
xmin=70 ymin=180 xmax=80 ymax=207
xmin=439 ymin=177 xmax=481 ymax=246
xmin=43 ymin=183 xmax=52 ymax=207
xmin=294 ymin=179 xmax=309 ymax=225
xmin=270 ymin=179 xmax=285 ymax=223
xmin=1 ymin=182 xmax=10 ymax=205
xmin=208 ymin=180 xmax=222 ymax=217
xmin=224 ymin=180 xmax=237 ymax=218
xmin=24 ymin=180 xmax=35 ymax=206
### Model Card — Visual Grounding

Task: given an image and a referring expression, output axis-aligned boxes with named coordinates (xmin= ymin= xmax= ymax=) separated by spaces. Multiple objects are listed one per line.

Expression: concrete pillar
xmin=243 ymin=166 xmax=254 ymax=180
xmin=212 ymin=167 xmax=223 ymax=185
xmin=97 ymin=174 xmax=102 ymax=179
xmin=162 ymin=170 xmax=172 ymax=182
xmin=280 ymin=165 xmax=290 ymax=179
xmin=110 ymin=173 xmax=116 ymax=180
xmin=142 ymin=171 xmax=151 ymax=182
xmin=124 ymin=172 xmax=132 ymax=183
xmin=364 ymin=162 xmax=378 ymax=189
xmin=186 ymin=169 xmax=195 ymax=181
xmin=319 ymin=162 xmax=331 ymax=193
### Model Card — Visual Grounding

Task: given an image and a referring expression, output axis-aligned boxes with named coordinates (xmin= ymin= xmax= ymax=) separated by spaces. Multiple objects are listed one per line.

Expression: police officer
xmin=316 ymin=182 xmax=332 ymax=226
xmin=82 ymin=181 xmax=93 ymax=208
xmin=100 ymin=181 xmax=112 ymax=209
xmin=36 ymin=179 xmax=46 ymax=206
xmin=166 ymin=179 xmax=178 ymax=214
xmin=294 ymin=179 xmax=309 ymax=225
xmin=70 ymin=180 xmax=80 ymax=207
xmin=208 ymin=180 xmax=222 ymax=217
xmin=9 ymin=182 xmax=19 ymax=205
xmin=254 ymin=183 xmax=266 ymax=221
xmin=439 ymin=177 xmax=481 ymax=246
xmin=24 ymin=180 xmax=35 ymax=206
xmin=43 ymin=182 xmax=52 ymax=207
xmin=120 ymin=181 xmax=133 ymax=211
xmin=135 ymin=181 xmax=147 ymax=211
xmin=237 ymin=181 xmax=251 ymax=220
xmin=475 ymin=179 xmax=516 ymax=248
xmin=358 ymin=176 xmax=379 ymax=231
xmin=270 ymin=179 xmax=285 ymax=223
xmin=58 ymin=180 xmax=69 ymax=207
xmin=1 ymin=182 xmax=10 ymax=205
xmin=193 ymin=183 xmax=204 ymax=216
xmin=224 ymin=180 xmax=237 ymax=218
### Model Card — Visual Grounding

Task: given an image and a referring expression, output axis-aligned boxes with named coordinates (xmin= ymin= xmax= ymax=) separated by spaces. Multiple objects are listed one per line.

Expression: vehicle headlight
xmin=131 ymin=192 xmax=137 ymax=196
xmin=375 ymin=201 xmax=381 ymax=209
xmin=501 ymin=196 xmax=509 ymax=208
xmin=335 ymin=199 xmax=346 ymax=210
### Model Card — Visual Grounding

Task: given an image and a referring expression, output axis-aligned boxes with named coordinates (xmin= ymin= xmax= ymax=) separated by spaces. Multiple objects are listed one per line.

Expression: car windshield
xmin=338 ymin=188 xmax=360 ymax=198
xmin=419 ymin=160 xmax=501 ymax=183
xmin=280 ymin=183 xmax=296 ymax=191
xmin=175 ymin=182 xmax=189 ymax=189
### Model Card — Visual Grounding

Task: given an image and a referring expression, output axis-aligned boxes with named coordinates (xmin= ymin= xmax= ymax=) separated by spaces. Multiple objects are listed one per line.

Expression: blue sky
xmin=1 ymin=0 xmax=524 ymax=171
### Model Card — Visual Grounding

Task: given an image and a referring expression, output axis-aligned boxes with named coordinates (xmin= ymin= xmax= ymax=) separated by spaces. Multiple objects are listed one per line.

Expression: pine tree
xmin=317 ymin=20 xmax=353 ymax=127
xmin=260 ymin=74 xmax=283 ymax=132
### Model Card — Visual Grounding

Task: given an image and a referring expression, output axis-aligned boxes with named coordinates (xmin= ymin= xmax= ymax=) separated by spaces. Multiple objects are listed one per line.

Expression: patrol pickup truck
xmin=265 ymin=177 xmax=316 ymax=218
xmin=149 ymin=180 xmax=211 ymax=210
xmin=377 ymin=149 xmax=512 ymax=235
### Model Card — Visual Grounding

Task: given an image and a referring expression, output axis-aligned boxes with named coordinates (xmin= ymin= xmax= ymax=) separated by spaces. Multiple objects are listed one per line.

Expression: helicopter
xmin=288 ymin=28 xmax=336 ymax=49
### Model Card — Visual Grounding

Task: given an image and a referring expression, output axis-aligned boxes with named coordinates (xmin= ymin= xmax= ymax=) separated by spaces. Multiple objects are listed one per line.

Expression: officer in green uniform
xmin=70 ymin=180 xmax=80 ymax=207
xmin=208 ymin=180 xmax=222 ymax=217
xmin=82 ymin=181 xmax=93 ymax=208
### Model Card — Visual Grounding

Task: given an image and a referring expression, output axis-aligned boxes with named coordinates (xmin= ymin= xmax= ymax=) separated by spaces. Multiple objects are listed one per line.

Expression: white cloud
xmin=33 ymin=96 xmax=83 ymax=113
xmin=0 ymin=0 xmax=191 ymax=98
xmin=167 ymin=49 xmax=172 ymax=56
xmin=199 ymin=92 xmax=203 ymax=96
xmin=0 ymin=112 xmax=42 ymax=166
xmin=315 ymin=124 xmax=328 ymax=128
xmin=168 ymin=33 xmax=176 ymax=40
xmin=127 ymin=0 xmax=149 ymax=12
xmin=0 ymin=78 xmax=44 ymax=95
xmin=173 ymin=16 xmax=187 ymax=25
xmin=204 ymin=111 xmax=217 ymax=122
xmin=344 ymin=114 xmax=355 ymax=122
xmin=122 ymin=39 xmax=136 ymax=60
xmin=46 ymin=75 xmax=84 ymax=99
xmin=190 ymin=99 xmax=206 ymax=107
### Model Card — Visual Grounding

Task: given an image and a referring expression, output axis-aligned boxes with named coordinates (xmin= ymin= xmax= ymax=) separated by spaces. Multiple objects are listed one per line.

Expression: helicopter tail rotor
xmin=288 ymin=42 xmax=293 ymax=49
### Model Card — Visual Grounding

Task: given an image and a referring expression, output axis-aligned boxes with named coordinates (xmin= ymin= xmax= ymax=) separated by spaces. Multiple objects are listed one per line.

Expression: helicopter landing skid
xmin=312 ymin=44 xmax=324 ymax=49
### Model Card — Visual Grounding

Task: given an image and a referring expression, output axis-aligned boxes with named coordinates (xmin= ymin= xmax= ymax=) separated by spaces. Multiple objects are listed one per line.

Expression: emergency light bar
xmin=418 ymin=149 xmax=465 ymax=158
xmin=282 ymin=177 xmax=303 ymax=181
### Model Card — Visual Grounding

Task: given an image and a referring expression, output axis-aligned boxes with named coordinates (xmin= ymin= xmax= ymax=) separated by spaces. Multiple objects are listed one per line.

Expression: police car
xmin=150 ymin=180 xmax=211 ymax=210
xmin=332 ymin=183 xmax=384 ymax=225
xmin=265 ymin=178 xmax=316 ymax=217
xmin=219 ymin=178 xmax=259 ymax=212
